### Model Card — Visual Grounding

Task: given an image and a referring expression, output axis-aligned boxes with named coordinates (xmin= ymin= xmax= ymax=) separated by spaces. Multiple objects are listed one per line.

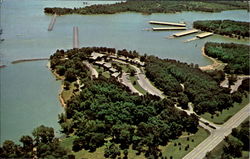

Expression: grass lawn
xmin=129 ymin=76 xmax=147 ymax=95
xmin=60 ymin=127 xmax=209 ymax=159
xmin=93 ymin=65 xmax=110 ymax=78
xmin=60 ymin=136 xmax=145 ymax=159
xmin=201 ymin=93 xmax=249 ymax=124
xmin=160 ymin=127 xmax=210 ymax=159
xmin=61 ymin=82 xmax=76 ymax=102
xmin=112 ymin=61 xmax=135 ymax=73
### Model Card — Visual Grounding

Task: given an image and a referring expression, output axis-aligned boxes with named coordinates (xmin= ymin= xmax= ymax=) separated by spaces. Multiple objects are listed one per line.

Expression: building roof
xmin=95 ymin=61 xmax=105 ymax=65
xmin=103 ymin=63 xmax=112 ymax=68
xmin=90 ymin=52 xmax=105 ymax=60
xmin=109 ymin=68 xmax=118 ymax=73
xmin=111 ymin=72 xmax=120 ymax=78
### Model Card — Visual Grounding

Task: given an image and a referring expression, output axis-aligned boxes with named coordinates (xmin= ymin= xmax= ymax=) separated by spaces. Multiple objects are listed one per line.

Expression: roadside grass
xmin=102 ymin=71 xmax=111 ymax=78
xmin=129 ymin=76 xmax=147 ymax=95
xmin=61 ymin=82 xmax=76 ymax=102
xmin=201 ymin=94 xmax=250 ymax=124
xmin=160 ymin=127 xmax=210 ymax=159
xmin=93 ymin=65 xmax=110 ymax=78
xmin=112 ymin=61 xmax=135 ymax=73
xmin=205 ymin=117 xmax=249 ymax=159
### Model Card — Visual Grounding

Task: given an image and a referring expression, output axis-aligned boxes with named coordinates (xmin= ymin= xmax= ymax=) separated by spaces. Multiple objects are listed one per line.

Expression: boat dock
xmin=196 ymin=32 xmax=213 ymax=38
xmin=48 ymin=14 xmax=57 ymax=31
xmin=152 ymin=27 xmax=186 ymax=31
xmin=183 ymin=32 xmax=214 ymax=42
xmin=73 ymin=26 xmax=79 ymax=49
xmin=173 ymin=29 xmax=199 ymax=37
xmin=149 ymin=21 xmax=186 ymax=27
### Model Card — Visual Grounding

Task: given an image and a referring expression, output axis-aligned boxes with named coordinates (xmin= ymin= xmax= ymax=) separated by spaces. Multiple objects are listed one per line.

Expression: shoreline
xmin=199 ymin=47 xmax=224 ymax=71
xmin=47 ymin=61 xmax=67 ymax=108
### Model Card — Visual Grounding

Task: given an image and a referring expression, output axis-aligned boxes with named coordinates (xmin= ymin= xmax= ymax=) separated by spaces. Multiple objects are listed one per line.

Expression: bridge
xmin=48 ymin=14 xmax=57 ymax=31
xmin=73 ymin=26 xmax=79 ymax=49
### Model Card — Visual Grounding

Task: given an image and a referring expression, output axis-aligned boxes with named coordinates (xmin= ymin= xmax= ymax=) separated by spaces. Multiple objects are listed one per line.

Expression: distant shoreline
xmin=44 ymin=1 xmax=249 ymax=16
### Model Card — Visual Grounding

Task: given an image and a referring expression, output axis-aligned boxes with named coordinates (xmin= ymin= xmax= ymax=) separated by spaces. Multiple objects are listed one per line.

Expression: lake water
xmin=0 ymin=0 xmax=249 ymax=143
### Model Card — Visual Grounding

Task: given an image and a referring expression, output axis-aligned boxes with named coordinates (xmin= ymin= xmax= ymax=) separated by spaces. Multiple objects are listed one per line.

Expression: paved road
xmin=130 ymin=65 xmax=164 ymax=98
xmin=220 ymin=75 xmax=250 ymax=93
xmin=174 ymin=103 xmax=221 ymax=132
xmin=113 ymin=59 xmax=163 ymax=97
xmin=83 ymin=61 xmax=98 ymax=79
xmin=118 ymin=72 xmax=142 ymax=96
xmin=230 ymin=75 xmax=249 ymax=93
xmin=183 ymin=103 xmax=250 ymax=159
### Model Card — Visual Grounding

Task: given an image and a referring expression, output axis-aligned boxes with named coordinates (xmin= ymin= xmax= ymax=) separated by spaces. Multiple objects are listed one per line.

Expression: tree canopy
xmin=193 ymin=20 xmax=250 ymax=38
xmin=63 ymin=78 xmax=199 ymax=158
xmin=44 ymin=1 xmax=248 ymax=15
xmin=144 ymin=56 xmax=237 ymax=115
xmin=204 ymin=42 xmax=250 ymax=75
xmin=0 ymin=125 xmax=74 ymax=159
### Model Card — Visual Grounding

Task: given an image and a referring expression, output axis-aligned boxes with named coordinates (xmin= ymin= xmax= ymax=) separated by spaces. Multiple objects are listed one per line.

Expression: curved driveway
xmin=118 ymin=72 xmax=142 ymax=96
xmin=129 ymin=65 xmax=165 ymax=98
xmin=83 ymin=61 xmax=98 ymax=78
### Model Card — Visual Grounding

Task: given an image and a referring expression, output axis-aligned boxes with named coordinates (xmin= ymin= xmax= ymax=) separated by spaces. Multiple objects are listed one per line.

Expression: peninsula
xmin=44 ymin=1 xmax=249 ymax=15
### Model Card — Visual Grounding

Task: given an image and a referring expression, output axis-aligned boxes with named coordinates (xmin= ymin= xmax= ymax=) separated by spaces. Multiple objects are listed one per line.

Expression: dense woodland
xmin=50 ymin=47 xmax=199 ymax=158
xmin=61 ymin=78 xmax=199 ymax=158
xmin=44 ymin=1 xmax=248 ymax=15
xmin=193 ymin=20 xmax=250 ymax=38
xmin=144 ymin=56 xmax=246 ymax=115
xmin=204 ymin=42 xmax=250 ymax=75
xmin=0 ymin=125 xmax=74 ymax=159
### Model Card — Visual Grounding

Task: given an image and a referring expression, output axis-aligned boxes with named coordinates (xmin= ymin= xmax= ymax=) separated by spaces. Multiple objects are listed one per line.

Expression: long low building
xmin=152 ymin=27 xmax=186 ymax=31
xmin=196 ymin=32 xmax=213 ymax=38
xmin=149 ymin=21 xmax=186 ymax=27
xmin=173 ymin=29 xmax=199 ymax=37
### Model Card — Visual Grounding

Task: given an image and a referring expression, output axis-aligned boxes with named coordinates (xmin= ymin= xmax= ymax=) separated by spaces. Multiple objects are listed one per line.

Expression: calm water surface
xmin=0 ymin=0 xmax=249 ymax=143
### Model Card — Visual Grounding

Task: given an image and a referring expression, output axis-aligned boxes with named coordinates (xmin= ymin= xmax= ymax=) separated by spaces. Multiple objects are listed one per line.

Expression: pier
xmin=184 ymin=32 xmax=214 ymax=42
xmin=149 ymin=21 xmax=186 ymax=27
xmin=173 ymin=29 xmax=199 ymax=37
xmin=73 ymin=26 xmax=79 ymax=49
xmin=152 ymin=27 xmax=186 ymax=31
xmin=196 ymin=32 xmax=213 ymax=38
xmin=11 ymin=58 xmax=49 ymax=64
xmin=48 ymin=14 xmax=57 ymax=31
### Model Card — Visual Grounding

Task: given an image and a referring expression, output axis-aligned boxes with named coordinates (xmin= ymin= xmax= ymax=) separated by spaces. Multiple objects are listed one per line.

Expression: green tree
xmin=104 ymin=142 xmax=121 ymax=159
xmin=20 ymin=135 xmax=34 ymax=155
xmin=32 ymin=125 xmax=55 ymax=144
